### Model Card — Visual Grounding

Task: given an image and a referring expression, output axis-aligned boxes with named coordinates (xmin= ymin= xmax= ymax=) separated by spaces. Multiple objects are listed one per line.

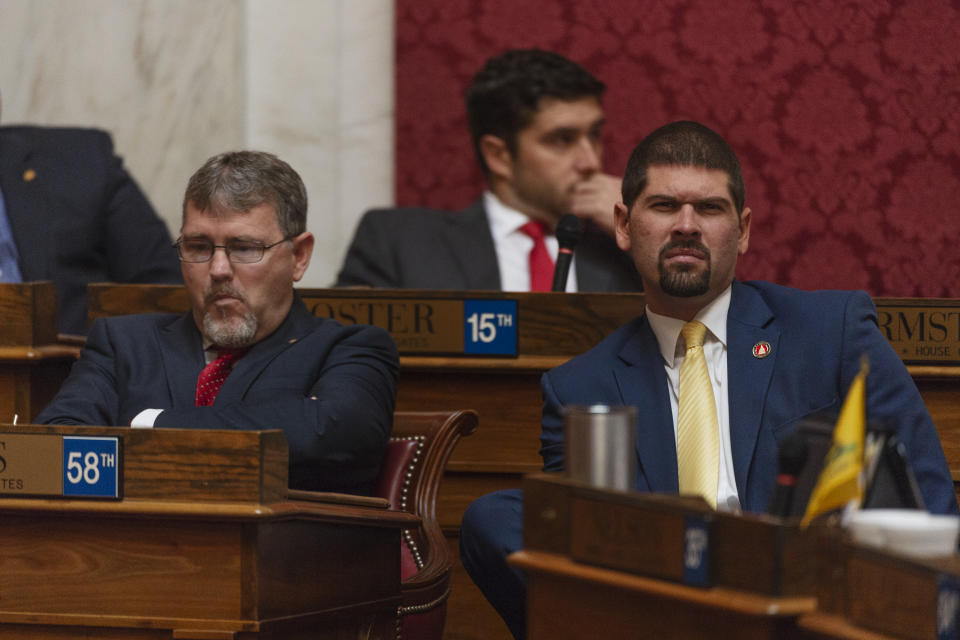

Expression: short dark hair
xmin=182 ymin=150 xmax=308 ymax=237
xmin=621 ymin=121 xmax=745 ymax=214
xmin=466 ymin=49 xmax=605 ymax=175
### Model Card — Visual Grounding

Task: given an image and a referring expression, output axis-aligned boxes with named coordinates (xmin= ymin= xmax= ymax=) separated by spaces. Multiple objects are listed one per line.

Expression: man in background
xmin=38 ymin=151 xmax=399 ymax=494
xmin=0 ymin=93 xmax=182 ymax=335
xmin=336 ymin=48 xmax=641 ymax=293
xmin=460 ymin=121 xmax=958 ymax=639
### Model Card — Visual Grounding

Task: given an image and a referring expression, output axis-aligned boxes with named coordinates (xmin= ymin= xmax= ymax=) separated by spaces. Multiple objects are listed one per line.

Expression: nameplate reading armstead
xmin=876 ymin=299 xmax=960 ymax=365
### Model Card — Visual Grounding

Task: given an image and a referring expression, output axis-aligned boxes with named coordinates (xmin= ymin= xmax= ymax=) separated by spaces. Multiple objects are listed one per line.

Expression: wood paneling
xmin=0 ymin=425 xmax=416 ymax=638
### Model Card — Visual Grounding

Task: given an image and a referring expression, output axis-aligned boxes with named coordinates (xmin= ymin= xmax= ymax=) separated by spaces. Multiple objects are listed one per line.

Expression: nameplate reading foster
xmin=307 ymin=297 xmax=518 ymax=356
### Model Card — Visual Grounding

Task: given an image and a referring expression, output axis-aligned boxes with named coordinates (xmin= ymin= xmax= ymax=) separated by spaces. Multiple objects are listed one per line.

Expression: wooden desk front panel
xmin=0 ymin=505 xmax=402 ymax=638
xmin=915 ymin=375 xmax=960 ymax=482
xmin=396 ymin=365 xmax=543 ymax=472
xmin=0 ymin=513 xmax=244 ymax=619
xmin=516 ymin=550 xmax=814 ymax=640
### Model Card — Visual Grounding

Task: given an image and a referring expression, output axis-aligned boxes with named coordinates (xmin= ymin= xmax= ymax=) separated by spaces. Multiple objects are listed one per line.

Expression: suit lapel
xmin=0 ymin=130 xmax=52 ymax=279
xmin=157 ymin=313 xmax=207 ymax=406
xmin=214 ymin=295 xmax=315 ymax=404
xmin=726 ymin=281 xmax=779 ymax=499
xmin=442 ymin=200 xmax=501 ymax=289
xmin=613 ymin=316 xmax=679 ymax=492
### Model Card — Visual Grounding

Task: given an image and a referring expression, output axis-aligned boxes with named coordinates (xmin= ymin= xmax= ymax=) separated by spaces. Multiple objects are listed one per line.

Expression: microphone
xmin=768 ymin=430 xmax=809 ymax=518
xmin=551 ymin=214 xmax=582 ymax=292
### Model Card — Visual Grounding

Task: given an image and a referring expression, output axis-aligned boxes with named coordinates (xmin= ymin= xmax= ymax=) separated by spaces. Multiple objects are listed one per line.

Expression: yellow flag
xmin=801 ymin=359 xmax=868 ymax=526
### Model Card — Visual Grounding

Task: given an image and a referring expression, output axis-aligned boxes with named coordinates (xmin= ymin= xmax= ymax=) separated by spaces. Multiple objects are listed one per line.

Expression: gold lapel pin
xmin=23 ymin=169 xmax=36 ymax=182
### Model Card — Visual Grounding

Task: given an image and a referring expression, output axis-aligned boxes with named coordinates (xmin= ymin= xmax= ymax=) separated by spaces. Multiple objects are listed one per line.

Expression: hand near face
xmin=569 ymin=172 xmax=622 ymax=237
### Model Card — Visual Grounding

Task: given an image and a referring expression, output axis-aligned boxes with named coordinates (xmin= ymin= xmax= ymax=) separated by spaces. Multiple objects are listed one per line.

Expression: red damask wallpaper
xmin=395 ymin=0 xmax=960 ymax=297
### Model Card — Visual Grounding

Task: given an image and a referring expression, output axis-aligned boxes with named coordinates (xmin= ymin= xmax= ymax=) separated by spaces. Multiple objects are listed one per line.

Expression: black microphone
xmin=768 ymin=430 xmax=809 ymax=518
xmin=551 ymin=214 xmax=582 ymax=292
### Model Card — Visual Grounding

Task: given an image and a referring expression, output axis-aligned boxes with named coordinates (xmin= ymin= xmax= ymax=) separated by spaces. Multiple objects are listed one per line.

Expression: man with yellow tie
xmin=460 ymin=120 xmax=957 ymax=640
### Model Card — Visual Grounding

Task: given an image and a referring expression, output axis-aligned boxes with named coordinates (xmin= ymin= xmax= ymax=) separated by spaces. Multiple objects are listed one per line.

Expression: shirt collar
xmin=645 ymin=285 xmax=733 ymax=368
xmin=483 ymin=190 xmax=543 ymax=242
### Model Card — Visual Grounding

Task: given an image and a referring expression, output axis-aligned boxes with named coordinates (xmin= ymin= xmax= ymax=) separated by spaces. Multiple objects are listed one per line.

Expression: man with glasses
xmin=38 ymin=151 xmax=399 ymax=494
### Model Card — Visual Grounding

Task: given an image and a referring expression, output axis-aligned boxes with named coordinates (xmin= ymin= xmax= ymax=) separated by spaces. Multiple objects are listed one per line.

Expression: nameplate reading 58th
xmin=0 ymin=433 xmax=121 ymax=499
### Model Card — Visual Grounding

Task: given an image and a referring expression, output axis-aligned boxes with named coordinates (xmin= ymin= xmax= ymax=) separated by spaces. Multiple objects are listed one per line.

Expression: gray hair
xmin=182 ymin=150 xmax=307 ymax=237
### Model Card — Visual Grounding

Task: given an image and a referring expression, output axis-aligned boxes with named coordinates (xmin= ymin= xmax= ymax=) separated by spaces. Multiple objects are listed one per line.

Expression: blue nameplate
xmin=62 ymin=436 xmax=121 ymax=498
xmin=464 ymin=300 xmax=518 ymax=355
xmin=683 ymin=515 xmax=711 ymax=587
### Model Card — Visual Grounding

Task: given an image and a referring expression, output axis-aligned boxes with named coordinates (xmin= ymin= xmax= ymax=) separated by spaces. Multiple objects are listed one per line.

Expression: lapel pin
xmin=23 ymin=169 xmax=36 ymax=182
xmin=752 ymin=341 xmax=772 ymax=359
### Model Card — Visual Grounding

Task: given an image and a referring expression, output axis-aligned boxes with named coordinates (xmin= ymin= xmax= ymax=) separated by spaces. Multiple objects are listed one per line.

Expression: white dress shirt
xmin=644 ymin=285 xmax=741 ymax=512
xmin=483 ymin=191 xmax=579 ymax=292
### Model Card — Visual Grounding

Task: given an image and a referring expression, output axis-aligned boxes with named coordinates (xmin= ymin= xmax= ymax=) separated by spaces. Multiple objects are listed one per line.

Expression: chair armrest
xmin=392 ymin=410 xmax=479 ymax=609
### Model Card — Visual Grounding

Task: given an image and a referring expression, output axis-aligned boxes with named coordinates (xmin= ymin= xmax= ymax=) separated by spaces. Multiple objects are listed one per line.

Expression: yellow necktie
xmin=677 ymin=321 xmax=719 ymax=508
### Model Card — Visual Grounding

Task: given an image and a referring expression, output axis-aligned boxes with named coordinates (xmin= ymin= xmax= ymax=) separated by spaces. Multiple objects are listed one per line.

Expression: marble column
xmin=0 ymin=0 xmax=394 ymax=286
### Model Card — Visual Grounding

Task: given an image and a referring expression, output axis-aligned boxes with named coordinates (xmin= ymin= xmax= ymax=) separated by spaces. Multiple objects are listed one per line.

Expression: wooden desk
xmin=0 ymin=424 xmax=417 ymax=639
xmin=510 ymin=549 xmax=915 ymax=640
xmin=515 ymin=475 xmax=952 ymax=640
xmin=512 ymin=549 xmax=819 ymax=640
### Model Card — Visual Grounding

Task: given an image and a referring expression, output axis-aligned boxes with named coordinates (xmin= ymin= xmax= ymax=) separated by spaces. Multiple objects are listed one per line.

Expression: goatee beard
xmin=203 ymin=311 xmax=257 ymax=348
xmin=202 ymin=285 xmax=258 ymax=347
xmin=658 ymin=240 xmax=711 ymax=298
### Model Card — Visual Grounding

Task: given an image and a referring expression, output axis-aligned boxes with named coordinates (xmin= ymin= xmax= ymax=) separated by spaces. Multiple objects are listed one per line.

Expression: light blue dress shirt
xmin=0 ymin=185 xmax=23 ymax=282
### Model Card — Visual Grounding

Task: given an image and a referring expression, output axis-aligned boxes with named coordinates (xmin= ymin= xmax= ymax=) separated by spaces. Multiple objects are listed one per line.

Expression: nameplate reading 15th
xmin=307 ymin=297 xmax=519 ymax=356
xmin=0 ymin=433 xmax=121 ymax=499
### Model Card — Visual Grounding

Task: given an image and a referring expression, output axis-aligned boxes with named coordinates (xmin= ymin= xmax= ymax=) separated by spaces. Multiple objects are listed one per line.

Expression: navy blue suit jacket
xmin=540 ymin=280 xmax=958 ymax=514
xmin=335 ymin=200 xmax=643 ymax=292
xmin=37 ymin=296 xmax=399 ymax=493
xmin=0 ymin=126 xmax=182 ymax=334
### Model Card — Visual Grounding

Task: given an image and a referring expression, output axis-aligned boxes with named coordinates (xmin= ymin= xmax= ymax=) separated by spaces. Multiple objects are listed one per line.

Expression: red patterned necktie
xmin=519 ymin=220 xmax=555 ymax=292
xmin=195 ymin=347 xmax=247 ymax=407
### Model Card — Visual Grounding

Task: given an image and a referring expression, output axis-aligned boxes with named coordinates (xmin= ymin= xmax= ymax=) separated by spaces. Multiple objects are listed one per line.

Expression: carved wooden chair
xmin=374 ymin=409 xmax=478 ymax=640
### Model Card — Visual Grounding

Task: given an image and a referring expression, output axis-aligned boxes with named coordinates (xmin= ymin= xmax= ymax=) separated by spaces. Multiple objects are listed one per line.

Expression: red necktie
xmin=519 ymin=220 xmax=555 ymax=292
xmin=195 ymin=348 xmax=247 ymax=407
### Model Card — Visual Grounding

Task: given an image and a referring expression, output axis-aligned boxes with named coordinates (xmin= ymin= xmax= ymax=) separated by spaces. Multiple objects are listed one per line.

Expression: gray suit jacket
xmin=336 ymin=200 xmax=643 ymax=292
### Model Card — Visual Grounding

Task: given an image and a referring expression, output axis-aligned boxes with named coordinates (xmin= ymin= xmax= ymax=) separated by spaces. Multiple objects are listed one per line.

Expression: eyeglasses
xmin=175 ymin=237 xmax=291 ymax=264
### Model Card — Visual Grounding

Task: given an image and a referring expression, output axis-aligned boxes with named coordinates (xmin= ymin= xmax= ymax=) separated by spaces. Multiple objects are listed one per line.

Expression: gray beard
xmin=202 ymin=310 xmax=258 ymax=348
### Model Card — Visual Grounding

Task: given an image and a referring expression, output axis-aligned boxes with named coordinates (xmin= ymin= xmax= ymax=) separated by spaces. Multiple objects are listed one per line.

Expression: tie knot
xmin=212 ymin=346 xmax=248 ymax=363
xmin=519 ymin=220 xmax=549 ymax=242
xmin=681 ymin=321 xmax=707 ymax=350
